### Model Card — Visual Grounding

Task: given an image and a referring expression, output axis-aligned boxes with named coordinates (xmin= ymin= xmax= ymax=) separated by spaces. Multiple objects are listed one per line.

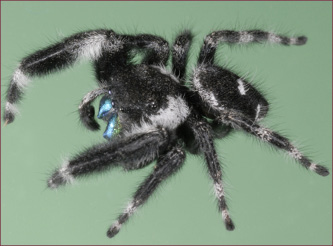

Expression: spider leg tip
xmin=106 ymin=227 xmax=120 ymax=238
xmin=3 ymin=115 xmax=15 ymax=127
xmin=226 ymin=225 xmax=235 ymax=231
xmin=315 ymin=165 xmax=329 ymax=177
xmin=47 ymin=169 xmax=73 ymax=189
xmin=297 ymin=36 xmax=307 ymax=45
xmin=225 ymin=220 xmax=235 ymax=231
xmin=3 ymin=120 xmax=9 ymax=127
xmin=47 ymin=176 xmax=62 ymax=189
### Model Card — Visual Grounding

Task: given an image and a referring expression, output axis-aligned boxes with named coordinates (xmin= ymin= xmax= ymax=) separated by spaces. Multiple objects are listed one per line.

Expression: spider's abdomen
xmin=192 ymin=64 xmax=269 ymax=121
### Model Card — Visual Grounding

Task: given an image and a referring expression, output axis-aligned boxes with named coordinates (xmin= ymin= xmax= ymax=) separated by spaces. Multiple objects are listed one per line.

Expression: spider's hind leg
xmin=198 ymin=29 xmax=307 ymax=65
xmin=217 ymin=109 xmax=329 ymax=177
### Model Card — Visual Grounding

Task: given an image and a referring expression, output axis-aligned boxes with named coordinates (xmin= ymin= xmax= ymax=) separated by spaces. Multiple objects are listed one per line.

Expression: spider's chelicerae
xmin=4 ymin=28 xmax=329 ymax=238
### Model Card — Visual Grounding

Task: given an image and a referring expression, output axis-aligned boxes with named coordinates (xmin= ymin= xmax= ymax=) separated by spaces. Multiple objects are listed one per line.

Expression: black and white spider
xmin=3 ymin=28 xmax=329 ymax=238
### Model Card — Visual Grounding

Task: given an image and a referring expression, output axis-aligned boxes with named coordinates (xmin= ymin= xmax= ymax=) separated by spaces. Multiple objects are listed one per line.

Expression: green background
xmin=1 ymin=1 xmax=332 ymax=245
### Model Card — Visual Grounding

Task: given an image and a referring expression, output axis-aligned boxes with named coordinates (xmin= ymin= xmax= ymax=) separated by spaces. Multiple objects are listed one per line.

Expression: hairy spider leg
xmin=198 ymin=29 xmax=307 ymax=64
xmin=47 ymin=129 xmax=171 ymax=189
xmin=186 ymin=114 xmax=235 ymax=230
xmin=107 ymin=146 xmax=186 ymax=238
xmin=217 ymin=110 xmax=329 ymax=176
xmin=172 ymin=30 xmax=194 ymax=82
xmin=124 ymin=34 xmax=170 ymax=66
xmin=3 ymin=29 xmax=170 ymax=126
xmin=4 ymin=29 xmax=115 ymax=124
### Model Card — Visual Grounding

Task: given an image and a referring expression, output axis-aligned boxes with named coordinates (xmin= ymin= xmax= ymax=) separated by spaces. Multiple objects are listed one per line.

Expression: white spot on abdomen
xmin=255 ymin=104 xmax=261 ymax=121
xmin=237 ymin=79 xmax=247 ymax=95
xmin=193 ymin=66 xmax=223 ymax=109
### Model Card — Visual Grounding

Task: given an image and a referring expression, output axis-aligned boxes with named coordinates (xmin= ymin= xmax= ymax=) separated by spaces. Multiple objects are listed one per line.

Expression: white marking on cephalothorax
xmin=124 ymin=122 xmax=157 ymax=137
xmin=151 ymin=65 xmax=179 ymax=83
xmin=124 ymin=96 xmax=190 ymax=136
xmin=150 ymin=96 xmax=189 ymax=129
xmin=309 ymin=163 xmax=317 ymax=171
xmin=5 ymin=102 xmax=19 ymax=115
xmin=255 ymin=104 xmax=261 ymax=121
xmin=239 ymin=31 xmax=254 ymax=43
xmin=78 ymin=34 xmax=107 ymax=60
xmin=268 ymin=33 xmax=282 ymax=43
xmin=214 ymin=182 xmax=225 ymax=199
xmin=289 ymin=147 xmax=302 ymax=160
xmin=237 ymin=79 xmax=247 ymax=95
xmin=12 ymin=68 xmax=31 ymax=90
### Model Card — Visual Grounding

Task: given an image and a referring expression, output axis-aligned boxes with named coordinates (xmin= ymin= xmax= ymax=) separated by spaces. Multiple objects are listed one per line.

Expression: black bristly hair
xmin=3 ymin=27 xmax=329 ymax=239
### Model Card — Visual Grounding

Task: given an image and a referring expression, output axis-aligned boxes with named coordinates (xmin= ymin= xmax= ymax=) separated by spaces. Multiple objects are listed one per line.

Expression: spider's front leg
xmin=3 ymin=29 xmax=170 ymax=126
xmin=107 ymin=146 xmax=186 ymax=238
xmin=47 ymin=129 xmax=170 ymax=189
xmin=4 ymin=29 xmax=116 ymax=125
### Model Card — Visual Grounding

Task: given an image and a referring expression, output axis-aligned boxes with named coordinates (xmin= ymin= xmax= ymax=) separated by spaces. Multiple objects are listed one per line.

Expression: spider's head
xmin=97 ymin=95 xmax=121 ymax=140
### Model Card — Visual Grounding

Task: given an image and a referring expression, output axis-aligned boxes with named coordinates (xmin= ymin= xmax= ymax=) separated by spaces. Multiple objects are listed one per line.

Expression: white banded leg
xmin=107 ymin=147 xmax=186 ymax=238
xmin=218 ymin=109 xmax=329 ymax=176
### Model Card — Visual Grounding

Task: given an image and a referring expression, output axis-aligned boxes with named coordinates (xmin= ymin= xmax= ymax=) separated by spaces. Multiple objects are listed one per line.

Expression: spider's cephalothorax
xmin=4 ymin=29 xmax=329 ymax=238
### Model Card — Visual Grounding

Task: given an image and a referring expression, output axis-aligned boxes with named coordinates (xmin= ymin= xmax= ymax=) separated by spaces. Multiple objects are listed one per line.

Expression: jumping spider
xmin=3 ymin=28 xmax=329 ymax=238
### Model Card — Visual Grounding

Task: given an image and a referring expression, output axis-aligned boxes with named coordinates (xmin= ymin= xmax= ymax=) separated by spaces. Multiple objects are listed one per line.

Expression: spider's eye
xmin=98 ymin=96 xmax=113 ymax=119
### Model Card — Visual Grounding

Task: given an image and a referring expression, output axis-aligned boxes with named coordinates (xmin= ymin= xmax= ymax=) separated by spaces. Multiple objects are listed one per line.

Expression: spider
xmin=3 ymin=28 xmax=329 ymax=238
